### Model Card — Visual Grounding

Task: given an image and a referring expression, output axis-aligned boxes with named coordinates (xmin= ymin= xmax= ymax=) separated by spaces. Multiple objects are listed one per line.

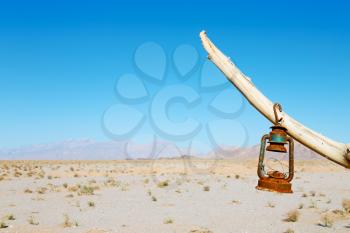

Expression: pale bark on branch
xmin=200 ymin=31 xmax=350 ymax=168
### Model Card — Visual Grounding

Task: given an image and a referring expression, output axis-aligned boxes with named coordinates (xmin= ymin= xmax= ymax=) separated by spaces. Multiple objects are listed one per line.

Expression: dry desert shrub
xmin=24 ymin=188 xmax=33 ymax=194
xmin=231 ymin=200 xmax=241 ymax=205
xmin=283 ymin=210 xmax=300 ymax=222
xmin=203 ymin=186 xmax=210 ymax=192
xmin=63 ymin=214 xmax=78 ymax=227
xmin=36 ymin=187 xmax=47 ymax=194
xmin=68 ymin=184 xmax=80 ymax=192
xmin=342 ymin=199 xmax=350 ymax=214
xmin=318 ymin=213 xmax=334 ymax=228
xmin=157 ymin=180 xmax=169 ymax=188
xmin=308 ymin=200 xmax=317 ymax=209
xmin=283 ymin=229 xmax=294 ymax=233
xmin=104 ymin=178 xmax=119 ymax=187
xmin=78 ymin=185 xmax=98 ymax=195
xmin=0 ymin=221 xmax=8 ymax=228
xmin=163 ymin=218 xmax=173 ymax=224
xmin=266 ymin=202 xmax=275 ymax=208
xmin=28 ymin=215 xmax=39 ymax=225
xmin=5 ymin=214 xmax=15 ymax=221
xmin=88 ymin=201 xmax=95 ymax=207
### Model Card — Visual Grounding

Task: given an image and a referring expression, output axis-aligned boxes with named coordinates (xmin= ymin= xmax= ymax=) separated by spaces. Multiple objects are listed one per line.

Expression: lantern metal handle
xmin=273 ymin=103 xmax=283 ymax=125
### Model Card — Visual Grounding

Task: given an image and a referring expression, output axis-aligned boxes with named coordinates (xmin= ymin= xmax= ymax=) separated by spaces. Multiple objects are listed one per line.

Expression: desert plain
xmin=0 ymin=158 xmax=350 ymax=233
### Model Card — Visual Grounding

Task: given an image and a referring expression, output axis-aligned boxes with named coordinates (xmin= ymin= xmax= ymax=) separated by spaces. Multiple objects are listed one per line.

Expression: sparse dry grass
xmin=24 ymin=188 xmax=33 ymax=194
xmin=5 ymin=214 xmax=15 ymax=221
xmin=266 ymin=202 xmax=275 ymax=208
xmin=63 ymin=214 xmax=78 ymax=227
xmin=0 ymin=221 xmax=8 ymax=228
xmin=318 ymin=213 xmax=334 ymax=228
xmin=283 ymin=210 xmax=299 ymax=222
xmin=36 ymin=187 xmax=47 ymax=195
xmin=28 ymin=215 xmax=39 ymax=225
xmin=88 ymin=201 xmax=95 ymax=207
xmin=203 ymin=186 xmax=210 ymax=192
xmin=342 ymin=199 xmax=350 ymax=214
xmin=308 ymin=200 xmax=317 ymax=209
xmin=157 ymin=180 xmax=169 ymax=188
xmin=163 ymin=218 xmax=173 ymax=224
xmin=78 ymin=185 xmax=99 ymax=196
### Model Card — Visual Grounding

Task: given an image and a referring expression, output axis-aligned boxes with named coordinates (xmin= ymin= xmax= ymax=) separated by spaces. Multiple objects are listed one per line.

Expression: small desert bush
xmin=266 ymin=202 xmax=275 ymax=208
xmin=24 ymin=188 xmax=33 ymax=194
xmin=203 ymin=186 xmax=210 ymax=192
xmin=151 ymin=196 xmax=157 ymax=202
xmin=308 ymin=200 xmax=317 ymax=209
xmin=63 ymin=214 xmax=78 ymax=227
xmin=104 ymin=178 xmax=119 ymax=187
xmin=318 ymin=213 xmax=334 ymax=228
xmin=68 ymin=184 xmax=79 ymax=192
xmin=28 ymin=215 xmax=39 ymax=225
xmin=283 ymin=210 xmax=299 ymax=222
xmin=0 ymin=221 xmax=8 ymax=228
xmin=283 ymin=229 xmax=294 ymax=233
xmin=157 ymin=180 xmax=169 ymax=188
xmin=163 ymin=218 xmax=173 ymax=224
xmin=78 ymin=185 xmax=98 ymax=195
xmin=5 ymin=214 xmax=15 ymax=220
xmin=342 ymin=199 xmax=350 ymax=214
xmin=36 ymin=187 xmax=47 ymax=194
xmin=88 ymin=201 xmax=95 ymax=207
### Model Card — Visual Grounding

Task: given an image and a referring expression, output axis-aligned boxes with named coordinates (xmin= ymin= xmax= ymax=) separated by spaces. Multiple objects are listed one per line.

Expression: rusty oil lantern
xmin=256 ymin=103 xmax=294 ymax=193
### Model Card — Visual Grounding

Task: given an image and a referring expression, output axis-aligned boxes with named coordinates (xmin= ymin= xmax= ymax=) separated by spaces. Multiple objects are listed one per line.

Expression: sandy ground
xmin=0 ymin=159 xmax=350 ymax=233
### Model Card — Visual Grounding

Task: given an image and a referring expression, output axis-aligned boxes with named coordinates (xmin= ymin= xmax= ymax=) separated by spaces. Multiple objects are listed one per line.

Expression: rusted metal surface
xmin=256 ymin=177 xmax=292 ymax=193
xmin=256 ymin=103 xmax=295 ymax=193
xmin=273 ymin=103 xmax=283 ymax=125
xmin=266 ymin=126 xmax=288 ymax=153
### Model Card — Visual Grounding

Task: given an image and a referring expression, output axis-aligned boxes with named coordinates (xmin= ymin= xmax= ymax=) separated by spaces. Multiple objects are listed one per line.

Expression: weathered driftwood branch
xmin=200 ymin=31 xmax=350 ymax=168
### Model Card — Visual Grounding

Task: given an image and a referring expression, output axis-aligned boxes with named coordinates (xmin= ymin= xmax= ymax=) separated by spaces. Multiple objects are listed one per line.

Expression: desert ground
xmin=0 ymin=159 xmax=350 ymax=233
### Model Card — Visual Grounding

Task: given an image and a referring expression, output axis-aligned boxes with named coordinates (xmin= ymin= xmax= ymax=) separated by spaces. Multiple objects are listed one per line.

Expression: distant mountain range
xmin=0 ymin=139 xmax=322 ymax=160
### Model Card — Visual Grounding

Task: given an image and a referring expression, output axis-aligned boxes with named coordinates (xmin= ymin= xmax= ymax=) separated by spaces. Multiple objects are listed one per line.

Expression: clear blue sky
xmin=1 ymin=0 xmax=350 ymax=148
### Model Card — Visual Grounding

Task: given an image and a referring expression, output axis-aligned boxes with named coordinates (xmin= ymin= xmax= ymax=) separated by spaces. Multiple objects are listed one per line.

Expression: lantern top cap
xmin=270 ymin=125 xmax=287 ymax=131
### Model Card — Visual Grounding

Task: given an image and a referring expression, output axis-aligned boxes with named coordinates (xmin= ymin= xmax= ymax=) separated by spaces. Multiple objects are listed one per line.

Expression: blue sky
xmin=1 ymin=0 xmax=350 ymax=149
